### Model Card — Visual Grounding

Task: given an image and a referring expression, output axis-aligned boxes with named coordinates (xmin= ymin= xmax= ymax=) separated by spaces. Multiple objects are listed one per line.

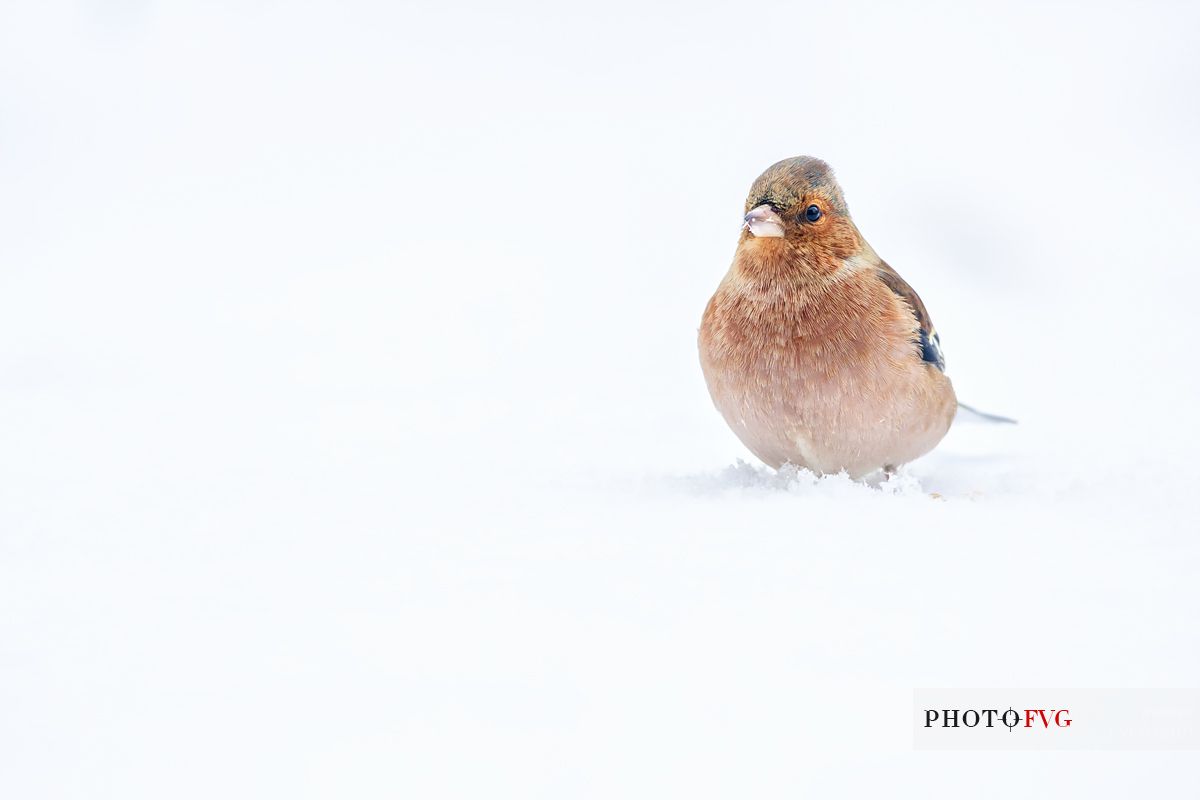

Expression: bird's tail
xmin=956 ymin=401 xmax=1017 ymax=425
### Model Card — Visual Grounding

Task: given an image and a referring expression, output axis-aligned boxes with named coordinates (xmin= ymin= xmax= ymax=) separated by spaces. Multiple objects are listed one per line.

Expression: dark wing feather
xmin=875 ymin=260 xmax=945 ymax=372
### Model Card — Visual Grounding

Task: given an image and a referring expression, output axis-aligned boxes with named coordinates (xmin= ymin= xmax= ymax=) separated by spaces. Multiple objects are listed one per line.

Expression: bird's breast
xmin=698 ymin=265 xmax=954 ymax=474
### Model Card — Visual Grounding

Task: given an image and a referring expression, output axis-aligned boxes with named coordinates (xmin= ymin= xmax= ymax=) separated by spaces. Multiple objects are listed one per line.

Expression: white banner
xmin=913 ymin=689 xmax=1200 ymax=750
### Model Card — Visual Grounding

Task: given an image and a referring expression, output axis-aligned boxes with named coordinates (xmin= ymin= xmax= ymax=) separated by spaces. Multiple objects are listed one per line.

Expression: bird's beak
xmin=743 ymin=204 xmax=785 ymax=238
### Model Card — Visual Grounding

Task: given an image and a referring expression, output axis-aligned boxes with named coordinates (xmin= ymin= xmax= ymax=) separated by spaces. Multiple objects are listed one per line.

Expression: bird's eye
xmin=804 ymin=205 xmax=822 ymax=222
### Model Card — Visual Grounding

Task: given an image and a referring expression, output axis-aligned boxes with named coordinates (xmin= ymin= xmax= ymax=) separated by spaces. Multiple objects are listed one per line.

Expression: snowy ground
xmin=2 ymin=1 xmax=1199 ymax=797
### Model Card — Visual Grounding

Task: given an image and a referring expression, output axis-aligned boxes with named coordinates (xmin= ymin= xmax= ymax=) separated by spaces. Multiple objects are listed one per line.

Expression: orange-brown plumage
xmin=698 ymin=157 xmax=956 ymax=478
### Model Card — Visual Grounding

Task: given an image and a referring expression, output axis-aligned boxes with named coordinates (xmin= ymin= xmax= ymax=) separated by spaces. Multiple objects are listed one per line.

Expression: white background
xmin=2 ymin=1 xmax=1198 ymax=797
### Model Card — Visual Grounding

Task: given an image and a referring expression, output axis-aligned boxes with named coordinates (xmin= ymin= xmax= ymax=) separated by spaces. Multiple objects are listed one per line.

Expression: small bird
xmin=699 ymin=156 xmax=957 ymax=478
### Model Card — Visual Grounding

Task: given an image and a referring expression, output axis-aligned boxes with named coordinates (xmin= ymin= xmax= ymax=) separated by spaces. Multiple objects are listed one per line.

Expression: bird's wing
xmin=875 ymin=260 xmax=945 ymax=372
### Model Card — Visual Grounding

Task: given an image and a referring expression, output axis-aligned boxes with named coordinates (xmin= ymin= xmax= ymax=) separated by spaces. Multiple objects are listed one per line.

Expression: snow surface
xmin=2 ymin=1 xmax=1199 ymax=797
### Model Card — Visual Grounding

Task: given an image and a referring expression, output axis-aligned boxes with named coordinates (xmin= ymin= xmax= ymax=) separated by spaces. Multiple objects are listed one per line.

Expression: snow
xmin=2 ymin=1 xmax=1199 ymax=797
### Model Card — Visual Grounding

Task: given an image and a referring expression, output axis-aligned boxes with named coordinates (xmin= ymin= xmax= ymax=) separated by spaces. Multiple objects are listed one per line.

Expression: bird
xmin=698 ymin=156 xmax=958 ymax=479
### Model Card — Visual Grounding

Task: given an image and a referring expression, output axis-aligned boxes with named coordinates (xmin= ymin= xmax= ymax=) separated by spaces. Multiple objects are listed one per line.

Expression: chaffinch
xmin=698 ymin=156 xmax=957 ymax=478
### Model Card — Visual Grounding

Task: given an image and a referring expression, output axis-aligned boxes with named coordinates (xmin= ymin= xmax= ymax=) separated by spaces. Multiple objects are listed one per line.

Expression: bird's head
xmin=738 ymin=156 xmax=868 ymax=276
